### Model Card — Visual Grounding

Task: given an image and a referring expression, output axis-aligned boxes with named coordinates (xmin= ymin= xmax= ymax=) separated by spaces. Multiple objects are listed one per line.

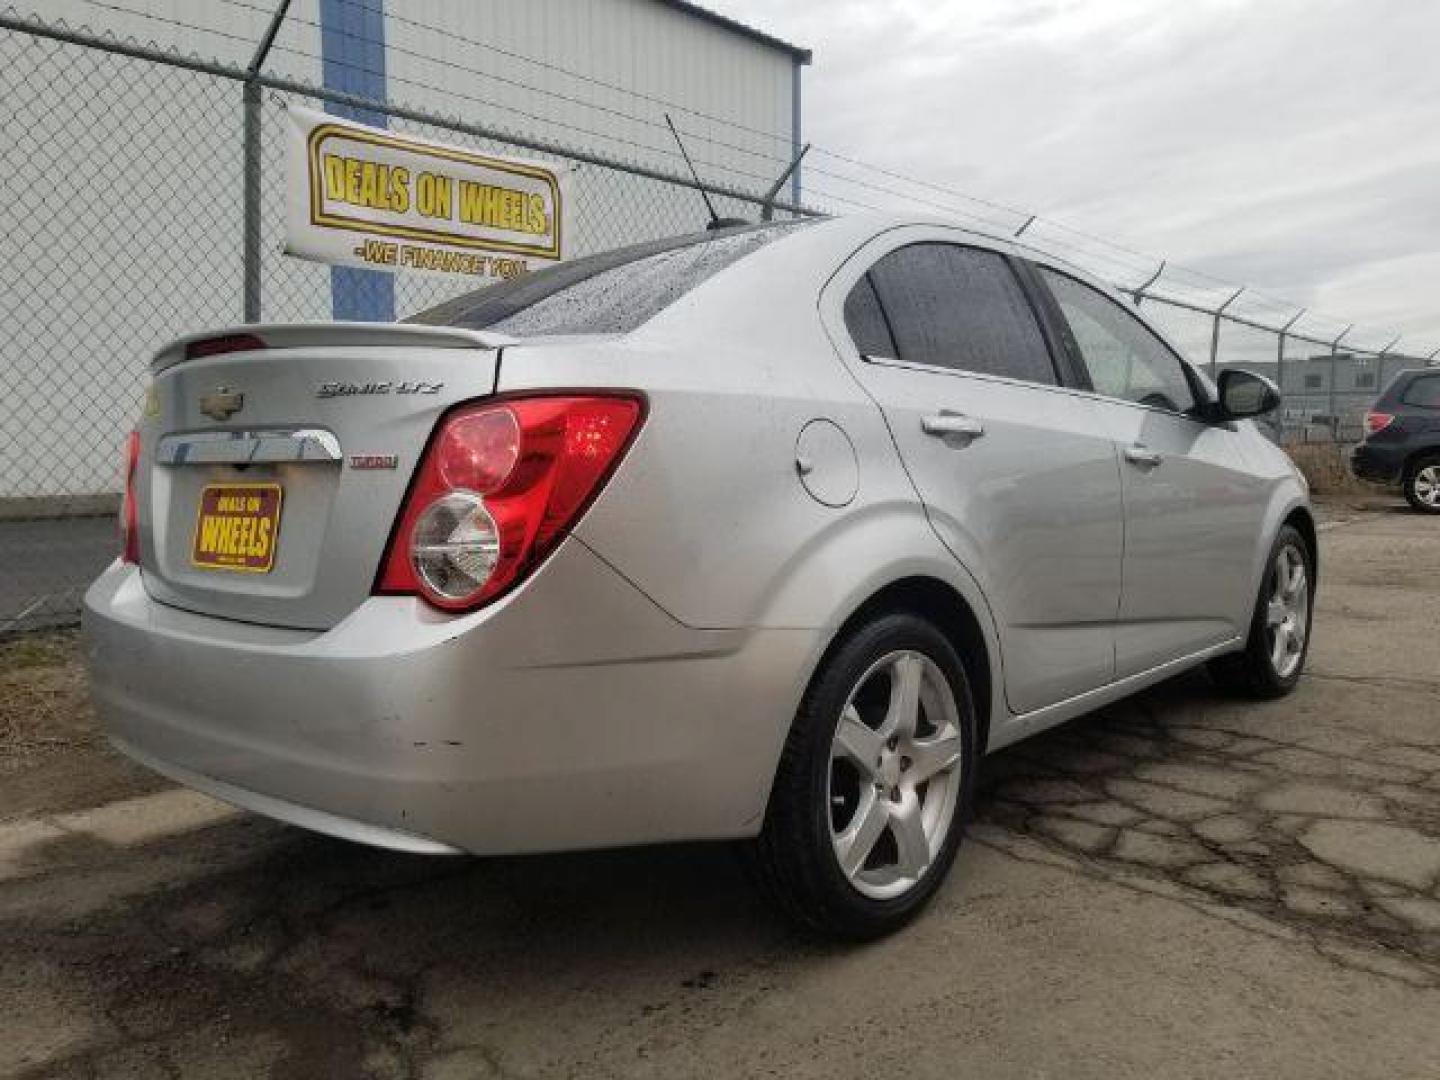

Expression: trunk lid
xmin=136 ymin=323 xmax=506 ymax=629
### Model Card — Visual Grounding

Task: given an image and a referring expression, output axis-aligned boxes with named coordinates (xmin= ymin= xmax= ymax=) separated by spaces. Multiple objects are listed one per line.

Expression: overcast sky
xmin=721 ymin=0 xmax=1440 ymax=353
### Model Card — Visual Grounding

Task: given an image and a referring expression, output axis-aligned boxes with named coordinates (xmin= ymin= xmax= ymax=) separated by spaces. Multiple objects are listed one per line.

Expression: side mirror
xmin=1215 ymin=369 xmax=1280 ymax=421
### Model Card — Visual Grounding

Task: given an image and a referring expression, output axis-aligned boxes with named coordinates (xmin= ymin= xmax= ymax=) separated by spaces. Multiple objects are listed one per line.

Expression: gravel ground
xmin=1 ymin=502 xmax=1437 ymax=1079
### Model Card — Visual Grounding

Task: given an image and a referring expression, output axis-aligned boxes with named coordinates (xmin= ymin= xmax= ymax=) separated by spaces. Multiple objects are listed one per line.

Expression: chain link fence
xmin=2 ymin=7 xmax=1434 ymax=634
xmin=0 ymin=10 xmax=803 ymax=634
xmin=1124 ymin=290 xmax=1430 ymax=445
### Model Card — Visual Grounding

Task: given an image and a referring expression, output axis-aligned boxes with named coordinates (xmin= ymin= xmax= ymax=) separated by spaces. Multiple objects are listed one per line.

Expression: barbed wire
xmin=278 ymin=0 xmax=1412 ymax=345
xmin=12 ymin=0 xmax=1439 ymax=358
xmin=326 ymin=0 xmax=803 ymax=147
xmin=208 ymin=0 xmax=802 ymax=169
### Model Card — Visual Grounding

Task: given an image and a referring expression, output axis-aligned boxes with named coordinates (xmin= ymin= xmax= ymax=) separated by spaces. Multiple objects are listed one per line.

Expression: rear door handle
xmin=1123 ymin=444 xmax=1163 ymax=468
xmin=921 ymin=412 xmax=985 ymax=442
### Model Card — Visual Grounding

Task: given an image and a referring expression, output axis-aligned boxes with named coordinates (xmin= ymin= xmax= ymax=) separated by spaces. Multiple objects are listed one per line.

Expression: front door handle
xmin=1123 ymin=444 xmax=1163 ymax=468
xmin=921 ymin=412 xmax=985 ymax=442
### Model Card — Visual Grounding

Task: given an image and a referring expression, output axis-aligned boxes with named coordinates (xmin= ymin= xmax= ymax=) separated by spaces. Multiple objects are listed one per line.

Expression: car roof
xmin=800 ymin=212 xmax=1123 ymax=296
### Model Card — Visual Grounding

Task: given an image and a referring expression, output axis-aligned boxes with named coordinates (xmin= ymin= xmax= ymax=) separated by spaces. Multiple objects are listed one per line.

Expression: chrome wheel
xmin=827 ymin=650 xmax=963 ymax=900
xmin=1412 ymin=465 xmax=1440 ymax=509
xmin=1265 ymin=543 xmax=1310 ymax=680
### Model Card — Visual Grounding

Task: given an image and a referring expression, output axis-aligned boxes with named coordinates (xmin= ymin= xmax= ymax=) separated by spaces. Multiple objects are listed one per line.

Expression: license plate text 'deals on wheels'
xmin=191 ymin=483 xmax=283 ymax=572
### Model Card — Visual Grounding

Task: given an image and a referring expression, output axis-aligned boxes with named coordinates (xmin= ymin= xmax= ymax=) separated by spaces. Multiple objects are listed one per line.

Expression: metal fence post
xmin=1129 ymin=260 xmax=1165 ymax=309
xmin=242 ymin=0 xmax=293 ymax=323
xmin=1275 ymin=329 xmax=1286 ymax=429
xmin=1330 ymin=325 xmax=1352 ymax=440
xmin=242 ymin=82 xmax=262 ymax=323
xmin=1209 ymin=286 xmax=1244 ymax=378
xmin=1276 ymin=309 xmax=1305 ymax=438
xmin=1370 ymin=336 xmax=1402 ymax=432
xmin=1376 ymin=336 xmax=1400 ymax=403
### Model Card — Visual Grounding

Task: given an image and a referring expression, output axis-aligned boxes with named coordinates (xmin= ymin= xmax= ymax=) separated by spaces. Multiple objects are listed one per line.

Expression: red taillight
xmin=120 ymin=429 xmax=141 ymax=564
xmin=1365 ymin=411 xmax=1395 ymax=435
xmin=436 ymin=408 xmax=521 ymax=493
xmin=377 ymin=394 xmax=645 ymax=611
xmin=184 ymin=333 xmax=266 ymax=360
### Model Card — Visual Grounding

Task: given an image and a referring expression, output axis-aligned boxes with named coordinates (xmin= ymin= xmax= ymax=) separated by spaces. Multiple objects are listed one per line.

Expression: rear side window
xmin=848 ymin=243 xmax=1056 ymax=385
xmin=409 ymin=222 xmax=809 ymax=336
xmin=842 ymin=274 xmax=897 ymax=359
xmin=1401 ymin=375 xmax=1440 ymax=409
xmin=1040 ymin=268 xmax=1197 ymax=414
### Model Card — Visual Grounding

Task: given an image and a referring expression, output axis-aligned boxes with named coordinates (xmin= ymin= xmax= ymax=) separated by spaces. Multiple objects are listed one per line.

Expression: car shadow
xmin=10 ymin=668 xmax=1226 ymax=959
xmin=11 ymin=664 xmax=1412 ymax=1076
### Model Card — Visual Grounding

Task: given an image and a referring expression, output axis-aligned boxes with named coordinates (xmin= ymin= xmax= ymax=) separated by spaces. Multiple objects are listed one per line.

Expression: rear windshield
xmin=1400 ymin=373 xmax=1440 ymax=410
xmin=407 ymin=221 xmax=813 ymax=337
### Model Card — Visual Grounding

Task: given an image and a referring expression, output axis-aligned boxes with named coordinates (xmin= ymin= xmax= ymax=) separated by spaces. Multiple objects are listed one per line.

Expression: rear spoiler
xmin=151 ymin=322 xmax=515 ymax=375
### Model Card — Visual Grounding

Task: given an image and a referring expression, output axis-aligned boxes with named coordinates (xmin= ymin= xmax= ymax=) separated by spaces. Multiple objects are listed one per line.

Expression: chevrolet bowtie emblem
xmin=199 ymin=387 xmax=244 ymax=422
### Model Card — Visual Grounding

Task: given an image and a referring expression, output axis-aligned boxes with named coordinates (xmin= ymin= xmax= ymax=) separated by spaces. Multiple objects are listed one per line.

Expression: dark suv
xmin=1351 ymin=368 xmax=1440 ymax=512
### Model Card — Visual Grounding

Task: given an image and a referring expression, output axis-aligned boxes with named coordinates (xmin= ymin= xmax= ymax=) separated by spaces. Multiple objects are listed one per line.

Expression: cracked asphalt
xmin=2 ymin=505 xmax=1438 ymax=1078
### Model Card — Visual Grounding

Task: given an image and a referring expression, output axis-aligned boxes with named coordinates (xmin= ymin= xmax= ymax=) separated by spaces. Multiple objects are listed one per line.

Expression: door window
xmin=844 ymin=243 xmax=1057 ymax=385
xmin=1040 ymin=269 xmax=1197 ymax=414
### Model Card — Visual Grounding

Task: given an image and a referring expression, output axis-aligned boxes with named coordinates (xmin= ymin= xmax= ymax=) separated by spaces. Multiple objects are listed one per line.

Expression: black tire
xmin=746 ymin=612 xmax=977 ymax=940
xmin=1403 ymin=453 xmax=1440 ymax=514
xmin=1207 ymin=523 xmax=1314 ymax=699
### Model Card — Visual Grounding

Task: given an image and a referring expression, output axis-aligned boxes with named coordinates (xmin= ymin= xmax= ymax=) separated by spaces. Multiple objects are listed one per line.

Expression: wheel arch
xmin=1283 ymin=505 xmax=1319 ymax=587
xmin=807 ymin=576 xmax=996 ymax=756
xmin=1246 ymin=481 xmax=1314 ymax=606
xmin=1402 ymin=446 xmax=1440 ymax=481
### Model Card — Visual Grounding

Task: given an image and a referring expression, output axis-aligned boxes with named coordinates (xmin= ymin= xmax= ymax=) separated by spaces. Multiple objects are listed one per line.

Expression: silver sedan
xmin=84 ymin=214 xmax=1314 ymax=937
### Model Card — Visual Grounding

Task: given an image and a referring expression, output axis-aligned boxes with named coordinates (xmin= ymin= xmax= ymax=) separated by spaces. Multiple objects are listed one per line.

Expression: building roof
xmin=652 ymin=0 xmax=812 ymax=64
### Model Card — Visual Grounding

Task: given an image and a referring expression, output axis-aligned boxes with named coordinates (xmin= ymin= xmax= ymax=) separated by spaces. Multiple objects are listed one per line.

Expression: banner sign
xmin=285 ymin=106 xmax=570 ymax=281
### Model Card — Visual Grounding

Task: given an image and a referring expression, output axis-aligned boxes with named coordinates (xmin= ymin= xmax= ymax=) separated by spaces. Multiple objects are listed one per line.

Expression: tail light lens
xmin=120 ymin=429 xmax=141 ymax=564
xmin=377 ymin=394 xmax=645 ymax=612
xmin=1365 ymin=411 xmax=1395 ymax=435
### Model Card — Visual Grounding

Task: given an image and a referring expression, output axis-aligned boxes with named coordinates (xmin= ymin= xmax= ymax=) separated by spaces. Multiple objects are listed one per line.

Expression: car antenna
xmin=664 ymin=113 xmax=750 ymax=231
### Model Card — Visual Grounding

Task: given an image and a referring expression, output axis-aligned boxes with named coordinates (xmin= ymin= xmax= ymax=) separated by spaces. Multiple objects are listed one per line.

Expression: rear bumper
xmin=83 ymin=542 xmax=813 ymax=855
xmin=109 ymin=735 xmax=464 ymax=854
xmin=1350 ymin=442 xmax=1405 ymax=484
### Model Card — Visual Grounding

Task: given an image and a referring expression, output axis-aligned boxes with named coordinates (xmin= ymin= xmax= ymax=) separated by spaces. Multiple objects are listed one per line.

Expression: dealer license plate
xmin=191 ymin=483 xmax=283 ymax=572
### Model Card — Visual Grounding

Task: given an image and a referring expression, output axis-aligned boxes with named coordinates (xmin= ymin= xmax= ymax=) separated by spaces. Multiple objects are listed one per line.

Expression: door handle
xmin=921 ymin=412 xmax=985 ymax=441
xmin=1123 ymin=444 xmax=1163 ymax=468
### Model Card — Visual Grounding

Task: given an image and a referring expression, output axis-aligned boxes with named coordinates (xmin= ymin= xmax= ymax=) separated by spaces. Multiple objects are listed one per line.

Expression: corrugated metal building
xmin=2 ymin=0 xmax=809 ymax=501
xmin=26 ymin=0 xmax=807 ymax=173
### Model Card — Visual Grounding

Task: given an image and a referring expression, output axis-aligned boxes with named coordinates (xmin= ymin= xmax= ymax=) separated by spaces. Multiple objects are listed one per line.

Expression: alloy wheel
xmin=827 ymin=650 xmax=963 ymax=900
xmin=1413 ymin=465 xmax=1440 ymax=509
xmin=1265 ymin=543 xmax=1310 ymax=680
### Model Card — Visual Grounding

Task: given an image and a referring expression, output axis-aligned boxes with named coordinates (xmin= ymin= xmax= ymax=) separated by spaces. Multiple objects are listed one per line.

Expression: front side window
xmin=1041 ymin=268 xmax=1197 ymax=414
xmin=844 ymin=243 xmax=1056 ymax=385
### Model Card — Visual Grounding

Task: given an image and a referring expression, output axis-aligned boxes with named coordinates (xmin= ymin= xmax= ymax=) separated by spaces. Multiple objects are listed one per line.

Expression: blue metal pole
xmin=319 ymin=0 xmax=395 ymax=322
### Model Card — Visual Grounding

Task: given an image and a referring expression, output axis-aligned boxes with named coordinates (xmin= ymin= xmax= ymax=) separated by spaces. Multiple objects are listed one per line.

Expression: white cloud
xmin=722 ymin=0 xmax=1440 ymax=351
